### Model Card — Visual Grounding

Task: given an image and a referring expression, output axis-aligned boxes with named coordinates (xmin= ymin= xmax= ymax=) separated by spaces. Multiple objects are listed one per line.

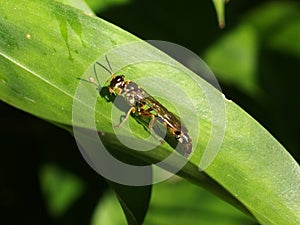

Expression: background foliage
xmin=1 ymin=0 xmax=299 ymax=225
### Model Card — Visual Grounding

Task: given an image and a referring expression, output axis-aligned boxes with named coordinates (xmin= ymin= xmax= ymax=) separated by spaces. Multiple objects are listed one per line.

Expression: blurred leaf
xmin=204 ymin=25 xmax=259 ymax=95
xmin=268 ymin=15 xmax=300 ymax=57
xmin=245 ymin=1 xmax=299 ymax=33
xmin=0 ymin=1 xmax=299 ymax=225
xmin=85 ymin=0 xmax=131 ymax=13
xmin=212 ymin=0 xmax=226 ymax=29
xmin=204 ymin=1 xmax=300 ymax=96
xmin=92 ymin=190 xmax=127 ymax=225
xmin=244 ymin=1 xmax=300 ymax=57
xmin=109 ymin=182 xmax=152 ymax=225
xmin=39 ymin=163 xmax=86 ymax=217
xmin=146 ymin=179 xmax=254 ymax=225
xmin=92 ymin=179 xmax=254 ymax=225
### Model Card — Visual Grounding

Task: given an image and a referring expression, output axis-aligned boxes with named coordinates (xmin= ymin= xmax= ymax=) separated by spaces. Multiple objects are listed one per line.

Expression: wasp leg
xmin=136 ymin=103 xmax=164 ymax=144
xmin=148 ymin=115 xmax=165 ymax=144
xmin=114 ymin=107 xmax=136 ymax=128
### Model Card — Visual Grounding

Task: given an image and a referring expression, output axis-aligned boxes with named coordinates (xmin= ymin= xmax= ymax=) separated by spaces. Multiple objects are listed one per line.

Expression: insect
xmin=80 ymin=56 xmax=192 ymax=157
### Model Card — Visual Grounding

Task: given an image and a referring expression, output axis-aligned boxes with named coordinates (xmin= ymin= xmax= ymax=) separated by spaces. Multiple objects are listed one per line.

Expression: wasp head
xmin=108 ymin=75 xmax=125 ymax=95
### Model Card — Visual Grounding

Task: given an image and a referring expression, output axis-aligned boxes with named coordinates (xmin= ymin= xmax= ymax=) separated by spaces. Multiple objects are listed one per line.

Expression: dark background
xmin=1 ymin=0 xmax=299 ymax=224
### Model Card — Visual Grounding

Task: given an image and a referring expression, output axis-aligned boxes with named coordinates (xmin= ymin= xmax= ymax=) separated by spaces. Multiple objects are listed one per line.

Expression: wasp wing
xmin=140 ymin=89 xmax=186 ymax=132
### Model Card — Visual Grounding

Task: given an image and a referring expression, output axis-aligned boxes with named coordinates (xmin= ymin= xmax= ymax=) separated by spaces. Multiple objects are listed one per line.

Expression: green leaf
xmin=204 ymin=25 xmax=260 ymax=96
xmin=91 ymin=190 xmax=127 ymax=225
xmin=0 ymin=1 xmax=299 ymax=225
xmin=85 ymin=0 xmax=131 ymax=13
xmin=39 ymin=163 xmax=86 ymax=218
xmin=108 ymin=181 xmax=152 ymax=225
xmin=92 ymin=179 xmax=255 ymax=225
xmin=204 ymin=1 xmax=300 ymax=96
xmin=56 ymin=0 xmax=94 ymax=14
xmin=212 ymin=0 xmax=226 ymax=29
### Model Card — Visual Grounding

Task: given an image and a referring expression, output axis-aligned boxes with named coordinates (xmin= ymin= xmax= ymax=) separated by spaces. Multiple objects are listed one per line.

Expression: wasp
xmin=81 ymin=56 xmax=192 ymax=157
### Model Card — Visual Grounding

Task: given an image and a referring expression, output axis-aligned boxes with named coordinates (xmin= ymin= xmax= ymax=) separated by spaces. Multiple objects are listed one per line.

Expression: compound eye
xmin=174 ymin=130 xmax=182 ymax=139
xmin=175 ymin=130 xmax=181 ymax=136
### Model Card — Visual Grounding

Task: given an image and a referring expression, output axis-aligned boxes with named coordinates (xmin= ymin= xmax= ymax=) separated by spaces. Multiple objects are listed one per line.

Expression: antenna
xmin=105 ymin=55 xmax=113 ymax=73
xmin=76 ymin=62 xmax=101 ymax=89
xmin=78 ymin=55 xmax=114 ymax=89
xmin=96 ymin=55 xmax=114 ymax=78
xmin=93 ymin=62 xmax=101 ymax=88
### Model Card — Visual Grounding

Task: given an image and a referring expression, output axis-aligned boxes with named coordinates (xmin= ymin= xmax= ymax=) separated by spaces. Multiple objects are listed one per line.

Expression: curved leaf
xmin=0 ymin=1 xmax=299 ymax=225
xmin=109 ymin=181 xmax=152 ymax=225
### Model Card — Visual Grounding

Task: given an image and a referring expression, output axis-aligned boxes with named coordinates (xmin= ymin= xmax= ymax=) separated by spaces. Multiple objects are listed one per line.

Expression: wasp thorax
xmin=127 ymin=82 xmax=139 ymax=91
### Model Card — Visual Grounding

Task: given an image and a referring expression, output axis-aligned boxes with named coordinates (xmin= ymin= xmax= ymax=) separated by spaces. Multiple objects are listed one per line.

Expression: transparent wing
xmin=141 ymin=89 xmax=185 ymax=132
